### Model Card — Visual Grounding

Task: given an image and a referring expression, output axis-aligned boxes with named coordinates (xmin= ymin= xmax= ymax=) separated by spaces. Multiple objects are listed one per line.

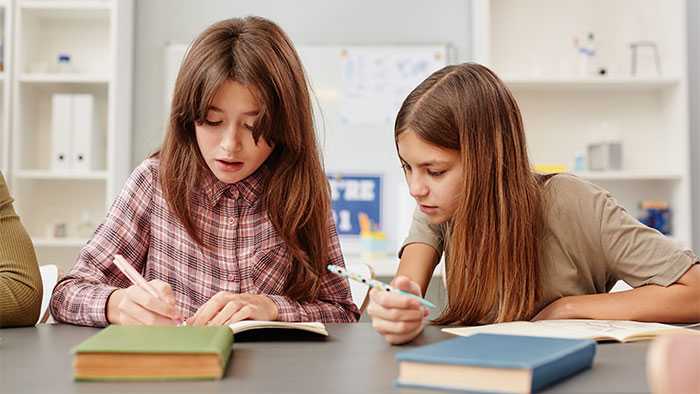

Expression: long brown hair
xmin=157 ymin=17 xmax=330 ymax=302
xmin=395 ymin=63 xmax=544 ymax=325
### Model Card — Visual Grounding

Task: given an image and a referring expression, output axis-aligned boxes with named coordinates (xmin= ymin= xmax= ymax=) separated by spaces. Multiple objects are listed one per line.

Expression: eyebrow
xmin=207 ymin=106 xmax=259 ymax=116
xmin=399 ymin=156 xmax=452 ymax=167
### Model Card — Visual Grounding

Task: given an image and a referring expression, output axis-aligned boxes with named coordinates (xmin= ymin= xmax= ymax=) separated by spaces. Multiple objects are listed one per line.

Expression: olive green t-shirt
xmin=400 ymin=173 xmax=698 ymax=311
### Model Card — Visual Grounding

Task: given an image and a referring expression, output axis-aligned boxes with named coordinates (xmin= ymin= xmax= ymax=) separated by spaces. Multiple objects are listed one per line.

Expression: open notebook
xmin=228 ymin=320 xmax=328 ymax=336
xmin=443 ymin=320 xmax=700 ymax=343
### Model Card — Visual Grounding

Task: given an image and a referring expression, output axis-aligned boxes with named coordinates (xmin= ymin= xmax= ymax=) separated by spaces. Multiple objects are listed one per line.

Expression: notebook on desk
xmin=72 ymin=325 xmax=233 ymax=381
xmin=395 ymin=334 xmax=596 ymax=393
xmin=443 ymin=319 xmax=700 ymax=343
xmin=228 ymin=320 xmax=328 ymax=336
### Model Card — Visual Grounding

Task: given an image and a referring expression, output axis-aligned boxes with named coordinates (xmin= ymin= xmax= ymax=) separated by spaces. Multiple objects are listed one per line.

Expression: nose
xmin=408 ymin=175 xmax=429 ymax=199
xmin=220 ymin=125 xmax=242 ymax=154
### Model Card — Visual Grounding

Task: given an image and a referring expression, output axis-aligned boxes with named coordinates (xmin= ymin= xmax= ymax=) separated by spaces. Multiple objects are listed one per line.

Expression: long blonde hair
xmin=156 ymin=17 xmax=330 ymax=302
xmin=395 ymin=63 xmax=544 ymax=325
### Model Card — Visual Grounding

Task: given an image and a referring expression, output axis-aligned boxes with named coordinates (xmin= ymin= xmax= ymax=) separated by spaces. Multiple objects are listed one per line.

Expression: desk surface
xmin=0 ymin=323 xmax=652 ymax=394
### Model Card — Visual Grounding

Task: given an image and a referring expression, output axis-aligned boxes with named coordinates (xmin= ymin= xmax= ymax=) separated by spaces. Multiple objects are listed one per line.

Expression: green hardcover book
xmin=72 ymin=325 xmax=234 ymax=381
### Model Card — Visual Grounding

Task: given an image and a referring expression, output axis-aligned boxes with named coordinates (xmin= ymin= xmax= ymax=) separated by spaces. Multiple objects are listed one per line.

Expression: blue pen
xmin=327 ymin=264 xmax=436 ymax=309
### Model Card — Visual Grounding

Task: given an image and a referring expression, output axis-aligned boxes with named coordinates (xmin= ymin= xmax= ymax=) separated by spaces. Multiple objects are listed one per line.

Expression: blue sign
xmin=328 ymin=174 xmax=382 ymax=236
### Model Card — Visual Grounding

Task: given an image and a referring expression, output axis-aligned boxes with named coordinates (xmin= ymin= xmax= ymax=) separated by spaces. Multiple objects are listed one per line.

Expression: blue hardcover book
xmin=395 ymin=333 xmax=596 ymax=393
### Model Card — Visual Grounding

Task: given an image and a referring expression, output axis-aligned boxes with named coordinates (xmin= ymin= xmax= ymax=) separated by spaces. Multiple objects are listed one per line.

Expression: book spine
xmin=213 ymin=327 xmax=234 ymax=369
xmin=530 ymin=342 xmax=597 ymax=392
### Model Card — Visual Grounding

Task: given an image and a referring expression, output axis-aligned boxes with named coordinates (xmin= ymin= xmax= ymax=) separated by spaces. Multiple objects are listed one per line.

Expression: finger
xmin=370 ymin=289 xmax=422 ymax=310
xmin=391 ymin=276 xmax=421 ymax=296
xmin=367 ymin=301 xmax=425 ymax=322
xmin=120 ymin=297 xmax=177 ymax=326
xmin=372 ymin=316 xmax=423 ymax=336
xmin=227 ymin=304 xmax=255 ymax=324
xmin=385 ymin=332 xmax=422 ymax=345
xmin=149 ymin=279 xmax=176 ymax=302
xmin=149 ymin=280 xmax=182 ymax=319
xmin=191 ymin=292 xmax=231 ymax=326
xmin=118 ymin=313 xmax=143 ymax=326
xmin=127 ymin=285 xmax=179 ymax=320
xmin=208 ymin=301 xmax=243 ymax=326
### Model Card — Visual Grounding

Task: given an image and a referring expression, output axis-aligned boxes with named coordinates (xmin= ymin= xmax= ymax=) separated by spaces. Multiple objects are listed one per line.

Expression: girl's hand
xmin=367 ymin=275 xmax=430 ymax=345
xmin=531 ymin=297 xmax=578 ymax=321
xmin=188 ymin=292 xmax=279 ymax=326
xmin=106 ymin=279 xmax=182 ymax=325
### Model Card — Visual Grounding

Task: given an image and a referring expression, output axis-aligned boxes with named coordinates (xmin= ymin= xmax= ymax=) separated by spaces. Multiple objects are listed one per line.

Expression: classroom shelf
xmin=14 ymin=170 xmax=108 ymax=180
xmin=32 ymin=237 xmax=89 ymax=248
xmin=18 ymin=1 xmax=111 ymax=16
xmin=19 ymin=73 xmax=110 ymax=84
xmin=473 ymin=0 xmax=691 ymax=246
xmin=572 ymin=171 xmax=683 ymax=181
xmin=503 ymin=76 xmax=680 ymax=92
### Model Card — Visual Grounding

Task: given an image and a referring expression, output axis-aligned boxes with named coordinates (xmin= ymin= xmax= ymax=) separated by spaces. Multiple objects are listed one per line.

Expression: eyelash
xmin=402 ymin=164 xmax=445 ymax=177
xmin=201 ymin=120 xmax=255 ymax=130
xmin=203 ymin=119 xmax=223 ymax=127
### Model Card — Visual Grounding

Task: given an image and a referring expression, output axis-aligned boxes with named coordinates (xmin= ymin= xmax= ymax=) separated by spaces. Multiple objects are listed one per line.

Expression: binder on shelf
xmin=51 ymin=94 xmax=73 ymax=171
xmin=50 ymin=93 xmax=100 ymax=172
xmin=71 ymin=94 xmax=98 ymax=171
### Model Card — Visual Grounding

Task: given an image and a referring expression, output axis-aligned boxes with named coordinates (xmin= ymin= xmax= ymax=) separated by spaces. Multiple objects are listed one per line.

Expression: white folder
xmin=50 ymin=94 xmax=73 ymax=171
xmin=71 ymin=94 xmax=96 ymax=171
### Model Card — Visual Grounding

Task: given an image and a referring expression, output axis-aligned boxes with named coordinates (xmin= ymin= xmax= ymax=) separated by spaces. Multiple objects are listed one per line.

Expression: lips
xmin=215 ymin=159 xmax=244 ymax=172
xmin=419 ymin=204 xmax=439 ymax=214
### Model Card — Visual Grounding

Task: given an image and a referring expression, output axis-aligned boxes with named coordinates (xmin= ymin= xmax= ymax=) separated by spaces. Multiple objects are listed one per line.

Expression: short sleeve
xmin=398 ymin=208 xmax=446 ymax=258
xmin=599 ymin=192 xmax=698 ymax=287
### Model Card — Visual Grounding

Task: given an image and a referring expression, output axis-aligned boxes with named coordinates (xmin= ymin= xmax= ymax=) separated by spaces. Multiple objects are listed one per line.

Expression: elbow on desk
xmin=0 ymin=278 xmax=43 ymax=328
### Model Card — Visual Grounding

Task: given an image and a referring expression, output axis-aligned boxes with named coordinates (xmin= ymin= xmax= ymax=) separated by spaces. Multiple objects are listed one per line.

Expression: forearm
xmin=267 ymin=295 xmax=360 ymax=323
xmin=49 ymin=246 xmax=122 ymax=327
xmin=0 ymin=214 xmax=42 ymax=327
xmin=397 ymin=243 xmax=439 ymax=296
xmin=0 ymin=266 xmax=42 ymax=327
xmin=563 ymin=283 xmax=700 ymax=323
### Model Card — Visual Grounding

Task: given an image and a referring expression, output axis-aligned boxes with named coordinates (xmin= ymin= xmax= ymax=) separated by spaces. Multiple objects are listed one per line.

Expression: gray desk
xmin=0 ymin=323 xmax=652 ymax=394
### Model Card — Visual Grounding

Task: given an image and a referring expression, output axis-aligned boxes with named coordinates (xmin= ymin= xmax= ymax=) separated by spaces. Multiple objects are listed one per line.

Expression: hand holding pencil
xmin=106 ymin=254 xmax=183 ymax=326
xmin=366 ymin=275 xmax=431 ymax=346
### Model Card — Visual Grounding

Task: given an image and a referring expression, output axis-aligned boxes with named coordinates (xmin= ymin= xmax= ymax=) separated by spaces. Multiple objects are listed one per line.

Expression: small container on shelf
xmin=76 ymin=210 xmax=96 ymax=238
xmin=55 ymin=52 xmax=76 ymax=73
xmin=638 ymin=200 xmax=672 ymax=235
xmin=358 ymin=212 xmax=390 ymax=260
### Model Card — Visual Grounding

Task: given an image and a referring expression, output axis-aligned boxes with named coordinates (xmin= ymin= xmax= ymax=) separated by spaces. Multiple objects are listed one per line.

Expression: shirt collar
xmin=203 ymin=164 xmax=269 ymax=207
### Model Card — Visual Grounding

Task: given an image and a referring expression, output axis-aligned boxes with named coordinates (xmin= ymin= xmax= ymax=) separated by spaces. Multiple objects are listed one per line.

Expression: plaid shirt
xmin=50 ymin=159 xmax=359 ymax=327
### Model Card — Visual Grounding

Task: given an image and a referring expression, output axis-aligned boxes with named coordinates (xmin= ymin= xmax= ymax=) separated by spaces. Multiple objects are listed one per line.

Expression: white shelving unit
xmin=7 ymin=0 xmax=133 ymax=270
xmin=502 ymin=76 xmax=679 ymax=92
xmin=472 ymin=0 xmax=690 ymax=246
xmin=0 ymin=0 xmax=12 ymax=177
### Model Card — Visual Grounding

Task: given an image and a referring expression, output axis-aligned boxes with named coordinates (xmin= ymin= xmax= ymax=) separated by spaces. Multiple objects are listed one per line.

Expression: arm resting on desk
xmin=534 ymin=264 xmax=700 ymax=322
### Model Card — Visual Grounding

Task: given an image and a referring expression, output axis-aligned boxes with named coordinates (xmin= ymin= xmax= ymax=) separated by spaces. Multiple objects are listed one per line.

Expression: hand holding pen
xmin=106 ymin=254 xmax=183 ymax=326
xmin=327 ymin=264 xmax=433 ymax=345
xmin=367 ymin=274 xmax=431 ymax=345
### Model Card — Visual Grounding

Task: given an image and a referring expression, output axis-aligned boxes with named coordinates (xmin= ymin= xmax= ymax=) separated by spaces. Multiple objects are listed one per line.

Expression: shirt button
xmin=228 ymin=217 xmax=236 ymax=225
xmin=227 ymin=273 xmax=236 ymax=281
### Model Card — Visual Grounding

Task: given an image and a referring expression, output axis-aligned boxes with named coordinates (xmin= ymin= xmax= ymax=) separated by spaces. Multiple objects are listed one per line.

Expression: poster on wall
xmin=328 ymin=174 xmax=382 ymax=236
